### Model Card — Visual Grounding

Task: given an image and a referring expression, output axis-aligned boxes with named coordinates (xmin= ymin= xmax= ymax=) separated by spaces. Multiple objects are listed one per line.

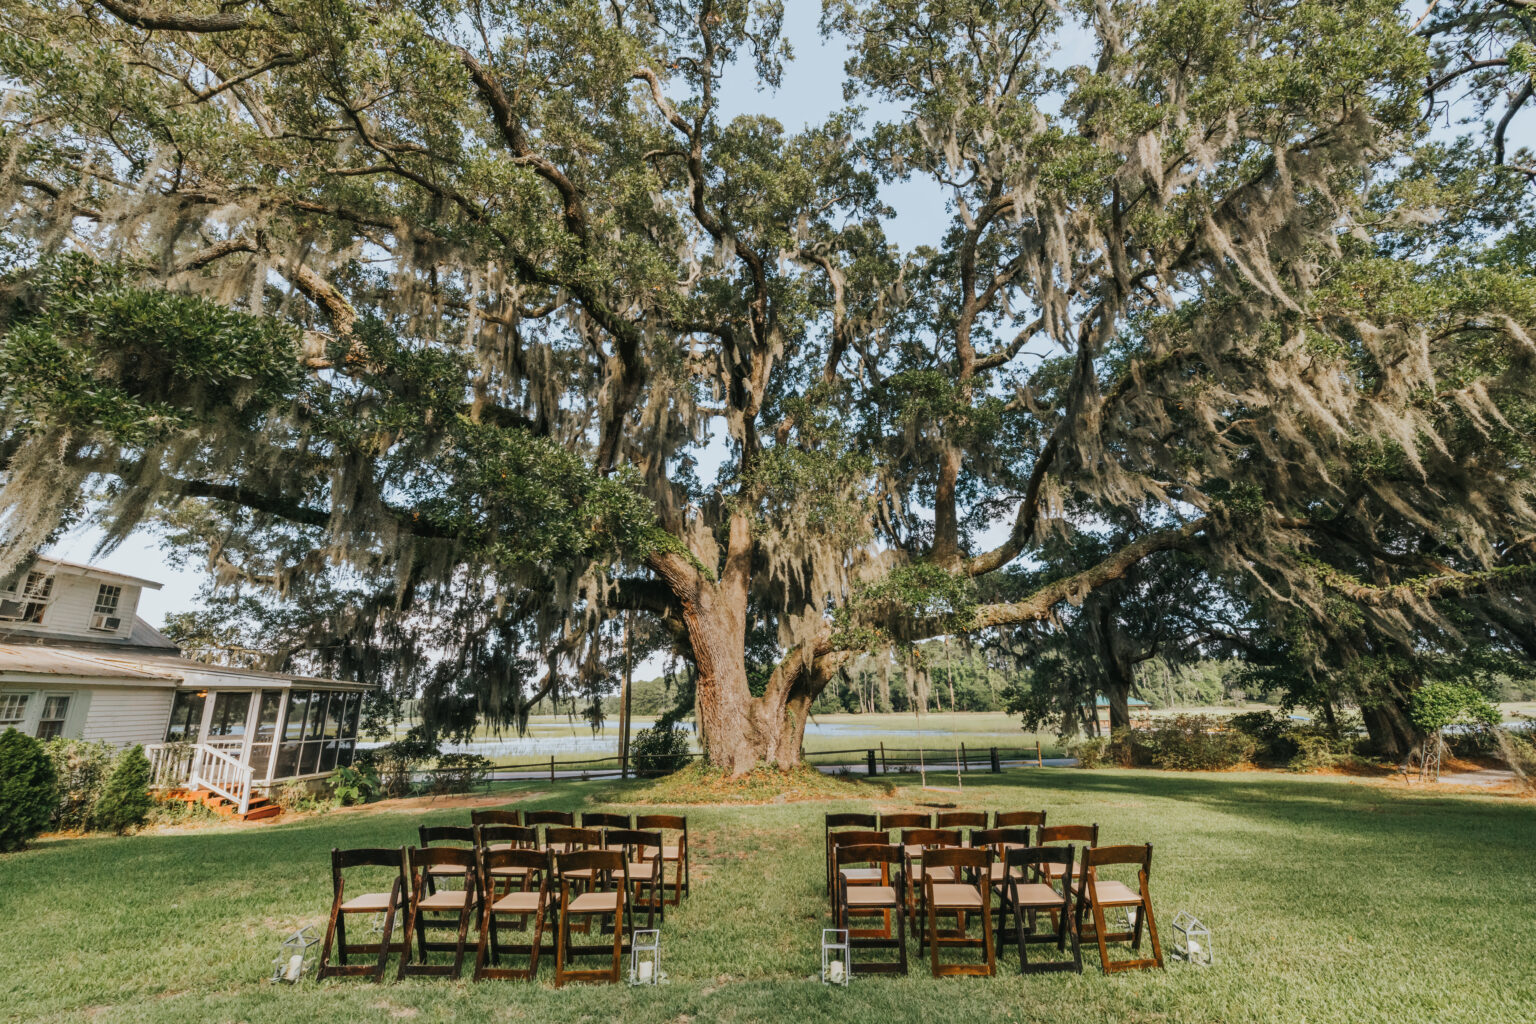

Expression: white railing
xmin=144 ymin=742 xmax=254 ymax=816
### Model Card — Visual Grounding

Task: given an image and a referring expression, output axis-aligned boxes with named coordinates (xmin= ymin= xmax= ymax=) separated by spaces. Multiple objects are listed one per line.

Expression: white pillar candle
xmin=638 ymin=960 xmax=654 ymax=982
xmin=284 ymin=954 xmax=304 ymax=982
xmin=829 ymin=960 xmax=845 ymax=982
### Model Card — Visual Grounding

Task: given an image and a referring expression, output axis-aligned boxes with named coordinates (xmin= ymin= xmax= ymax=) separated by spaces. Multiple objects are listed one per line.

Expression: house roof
xmin=28 ymin=556 xmax=164 ymax=590
xmin=0 ymin=644 xmax=183 ymax=683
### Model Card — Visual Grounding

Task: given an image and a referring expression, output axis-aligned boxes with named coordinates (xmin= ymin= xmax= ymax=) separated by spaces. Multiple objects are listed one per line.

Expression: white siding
xmin=80 ymin=686 xmax=175 ymax=747
xmin=4 ymin=574 xmax=140 ymax=641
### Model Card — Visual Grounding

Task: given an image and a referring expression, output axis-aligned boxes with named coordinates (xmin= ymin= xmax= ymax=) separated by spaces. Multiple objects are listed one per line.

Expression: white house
xmin=0 ymin=557 xmax=370 ymax=819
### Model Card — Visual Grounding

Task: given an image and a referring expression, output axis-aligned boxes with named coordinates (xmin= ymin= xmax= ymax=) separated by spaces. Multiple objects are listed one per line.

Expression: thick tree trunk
xmin=1361 ymin=699 xmax=1418 ymax=759
xmin=1104 ymin=678 xmax=1132 ymax=732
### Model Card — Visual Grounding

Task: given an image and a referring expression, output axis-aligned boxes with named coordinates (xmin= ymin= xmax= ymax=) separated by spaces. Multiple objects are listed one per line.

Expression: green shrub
xmin=0 ymin=728 xmax=58 ymax=851
xmin=330 ymin=762 xmax=380 ymax=805
xmin=92 ymin=744 xmax=153 ymax=834
xmin=1288 ymin=733 xmax=1340 ymax=772
xmin=272 ymin=779 xmax=335 ymax=814
xmin=354 ymin=729 xmax=439 ymax=798
xmin=428 ymin=753 xmax=492 ymax=794
xmin=45 ymin=738 xmax=118 ymax=831
xmin=1070 ymin=736 xmax=1110 ymax=768
xmin=630 ymin=725 xmax=693 ymax=778
xmin=1140 ymin=714 xmax=1256 ymax=771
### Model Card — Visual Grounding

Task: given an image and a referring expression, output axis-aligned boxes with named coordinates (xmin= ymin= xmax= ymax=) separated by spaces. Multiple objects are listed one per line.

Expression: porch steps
xmin=161 ymin=787 xmax=283 ymax=822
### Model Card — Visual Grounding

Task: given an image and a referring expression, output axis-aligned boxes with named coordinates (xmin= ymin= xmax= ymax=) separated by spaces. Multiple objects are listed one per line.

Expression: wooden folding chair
xmin=471 ymin=809 xmax=523 ymax=828
xmin=972 ymin=826 xmax=1033 ymax=893
xmin=525 ymin=810 xmax=575 ymax=850
xmin=417 ymin=825 xmax=476 ymax=895
xmin=994 ymin=810 xmax=1046 ymax=831
xmin=398 ymin=846 xmax=481 ymax=979
xmin=900 ymin=828 xmax=962 ymax=928
xmin=635 ymin=813 xmax=690 ymax=904
xmin=833 ymin=843 xmax=907 ymax=975
xmin=824 ymin=812 xmax=878 ymax=894
xmin=829 ymin=829 xmax=897 ymax=938
xmin=935 ymin=810 xmax=987 ymax=841
xmin=1076 ymin=844 xmax=1163 ymax=973
xmin=474 ymin=847 xmax=549 ymax=981
xmin=605 ymin=828 xmax=666 ymax=928
xmin=1035 ymin=823 xmax=1098 ymax=890
xmin=475 ymin=825 xmax=539 ymax=907
xmin=316 ymin=847 xmax=408 ymax=982
xmin=999 ymin=845 xmax=1082 ymax=974
xmin=878 ymin=811 xmax=931 ymax=833
xmin=582 ymin=811 xmax=632 ymax=834
xmin=919 ymin=847 xmax=996 ymax=977
xmin=553 ymin=849 xmax=630 ymax=987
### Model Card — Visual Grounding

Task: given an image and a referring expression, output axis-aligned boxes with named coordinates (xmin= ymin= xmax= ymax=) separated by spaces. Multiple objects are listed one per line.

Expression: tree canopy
xmin=2 ymin=0 xmax=1533 ymax=770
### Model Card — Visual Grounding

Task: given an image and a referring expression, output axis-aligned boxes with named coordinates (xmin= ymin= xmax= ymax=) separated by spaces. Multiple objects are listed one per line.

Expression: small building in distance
xmin=0 ymin=557 xmax=369 ymax=819
xmin=1090 ymin=694 xmax=1152 ymax=735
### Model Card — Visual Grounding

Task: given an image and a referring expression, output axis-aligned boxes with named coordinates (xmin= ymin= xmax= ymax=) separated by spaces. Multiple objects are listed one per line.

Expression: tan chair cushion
xmin=844 ymin=885 xmax=899 ymax=907
xmin=566 ymin=891 xmax=620 ymax=914
xmin=488 ymin=864 xmax=530 ymax=877
xmin=484 ymin=842 xmax=527 ymax=853
xmin=917 ymin=865 xmax=956 ymax=883
xmin=627 ymin=862 xmax=661 ymax=880
xmin=662 ymin=845 xmax=683 ymax=861
xmin=427 ymin=863 xmax=468 ymax=876
xmin=1088 ymin=880 xmax=1143 ymax=907
xmin=1039 ymin=861 xmax=1084 ymax=880
xmin=928 ymin=883 xmax=984 ymax=909
xmin=492 ymin=891 xmax=542 ymax=913
xmin=1007 ymin=882 xmax=1064 ymax=907
xmin=989 ymin=862 xmax=1026 ymax=882
xmin=839 ymin=867 xmax=884 ymax=884
xmin=562 ymin=868 xmax=596 ymax=881
xmin=418 ymin=889 xmax=474 ymax=911
xmin=340 ymin=891 xmax=399 ymax=912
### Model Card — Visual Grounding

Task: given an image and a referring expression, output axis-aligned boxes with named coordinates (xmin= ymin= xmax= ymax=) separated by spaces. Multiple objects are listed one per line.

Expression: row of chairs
xmin=826 ymin=811 xmax=1162 ymax=977
xmin=314 ymin=810 xmax=690 ymax=986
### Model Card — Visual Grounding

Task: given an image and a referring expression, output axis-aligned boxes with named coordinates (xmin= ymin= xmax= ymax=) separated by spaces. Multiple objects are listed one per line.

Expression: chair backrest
xmin=921 ymin=846 xmax=989 ymax=873
xmin=582 ymin=811 xmax=632 ymax=831
xmin=476 ymin=824 xmax=537 ymax=849
xmin=879 ymin=811 xmax=931 ymax=831
xmin=480 ymin=846 xmax=549 ymax=886
xmin=900 ymin=827 xmax=962 ymax=849
xmin=826 ymin=812 xmax=878 ymax=830
xmin=1038 ymin=823 xmax=1098 ymax=846
xmin=1087 ymin=843 xmax=1153 ymax=873
xmin=330 ymin=847 xmax=406 ymax=891
xmin=829 ymin=829 xmax=890 ymax=856
xmin=555 ymin=848 xmax=626 ymax=886
xmin=834 ymin=842 xmax=903 ymax=870
xmin=545 ymin=826 xmax=602 ymax=852
xmin=1005 ymin=844 xmax=1076 ymax=873
xmin=994 ymin=810 xmax=1046 ymax=829
xmin=419 ymin=824 xmax=476 ymax=847
xmin=971 ymin=827 xmax=1032 ymax=852
xmin=524 ymin=810 xmax=575 ymax=828
xmin=635 ymin=813 xmax=687 ymax=834
xmin=409 ymin=844 xmax=479 ymax=877
xmin=935 ymin=810 xmax=987 ymax=829
xmin=604 ymin=828 xmax=663 ymax=857
xmin=471 ymin=809 xmax=523 ymax=827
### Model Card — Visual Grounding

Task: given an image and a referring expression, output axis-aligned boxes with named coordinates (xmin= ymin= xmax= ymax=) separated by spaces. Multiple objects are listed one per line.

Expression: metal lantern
xmin=1171 ymin=911 xmax=1213 ymax=967
xmin=630 ymin=928 xmax=663 ymax=985
xmin=821 ymin=928 xmax=851 ymax=986
xmin=270 ymin=926 xmax=320 ymax=984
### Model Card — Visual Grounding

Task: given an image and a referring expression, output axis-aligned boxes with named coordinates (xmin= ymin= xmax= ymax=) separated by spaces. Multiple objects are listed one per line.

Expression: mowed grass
xmin=2 ymin=769 xmax=1534 ymax=1024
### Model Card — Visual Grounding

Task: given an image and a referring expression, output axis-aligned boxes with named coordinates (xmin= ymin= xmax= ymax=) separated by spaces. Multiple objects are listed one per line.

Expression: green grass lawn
xmin=3 ymin=769 xmax=1533 ymax=1024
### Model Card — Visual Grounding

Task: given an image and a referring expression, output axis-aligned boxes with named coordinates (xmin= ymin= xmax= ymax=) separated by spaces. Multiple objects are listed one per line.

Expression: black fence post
xmin=550 ymin=756 xmax=556 ymax=782
xmin=867 ymin=749 xmax=877 ymax=775
xmin=990 ymin=747 xmax=1001 ymax=773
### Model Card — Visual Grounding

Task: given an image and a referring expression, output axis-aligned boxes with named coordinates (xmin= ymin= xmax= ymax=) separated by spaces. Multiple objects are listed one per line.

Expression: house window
xmin=0 ymin=692 xmax=28 ymax=728
xmin=89 ymin=585 xmax=123 ymax=631
xmin=0 ymin=572 xmax=54 ymax=624
xmin=165 ymin=690 xmax=207 ymax=741
xmin=35 ymin=695 xmax=70 ymax=739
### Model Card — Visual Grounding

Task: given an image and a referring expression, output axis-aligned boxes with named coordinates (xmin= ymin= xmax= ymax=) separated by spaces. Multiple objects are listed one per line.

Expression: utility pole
xmin=619 ymin=609 xmax=633 ymax=779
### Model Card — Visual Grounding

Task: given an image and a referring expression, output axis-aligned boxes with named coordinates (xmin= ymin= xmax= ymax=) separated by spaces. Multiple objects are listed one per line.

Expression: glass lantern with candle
xmin=269 ymin=926 xmax=320 ymax=984
xmin=630 ymin=928 xmax=662 ymax=985
xmin=1171 ymin=911 xmax=1213 ymax=966
xmin=821 ymin=928 xmax=850 ymax=985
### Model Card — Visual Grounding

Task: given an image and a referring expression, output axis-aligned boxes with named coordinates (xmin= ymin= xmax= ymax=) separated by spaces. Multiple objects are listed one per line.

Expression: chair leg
xmin=555 ymin=901 xmax=569 ymax=988
xmin=318 ymin=895 xmax=342 ymax=976
xmin=376 ymin=896 xmax=400 ymax=981
xmin=396 ymin=899 xmax=419 ymax=981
